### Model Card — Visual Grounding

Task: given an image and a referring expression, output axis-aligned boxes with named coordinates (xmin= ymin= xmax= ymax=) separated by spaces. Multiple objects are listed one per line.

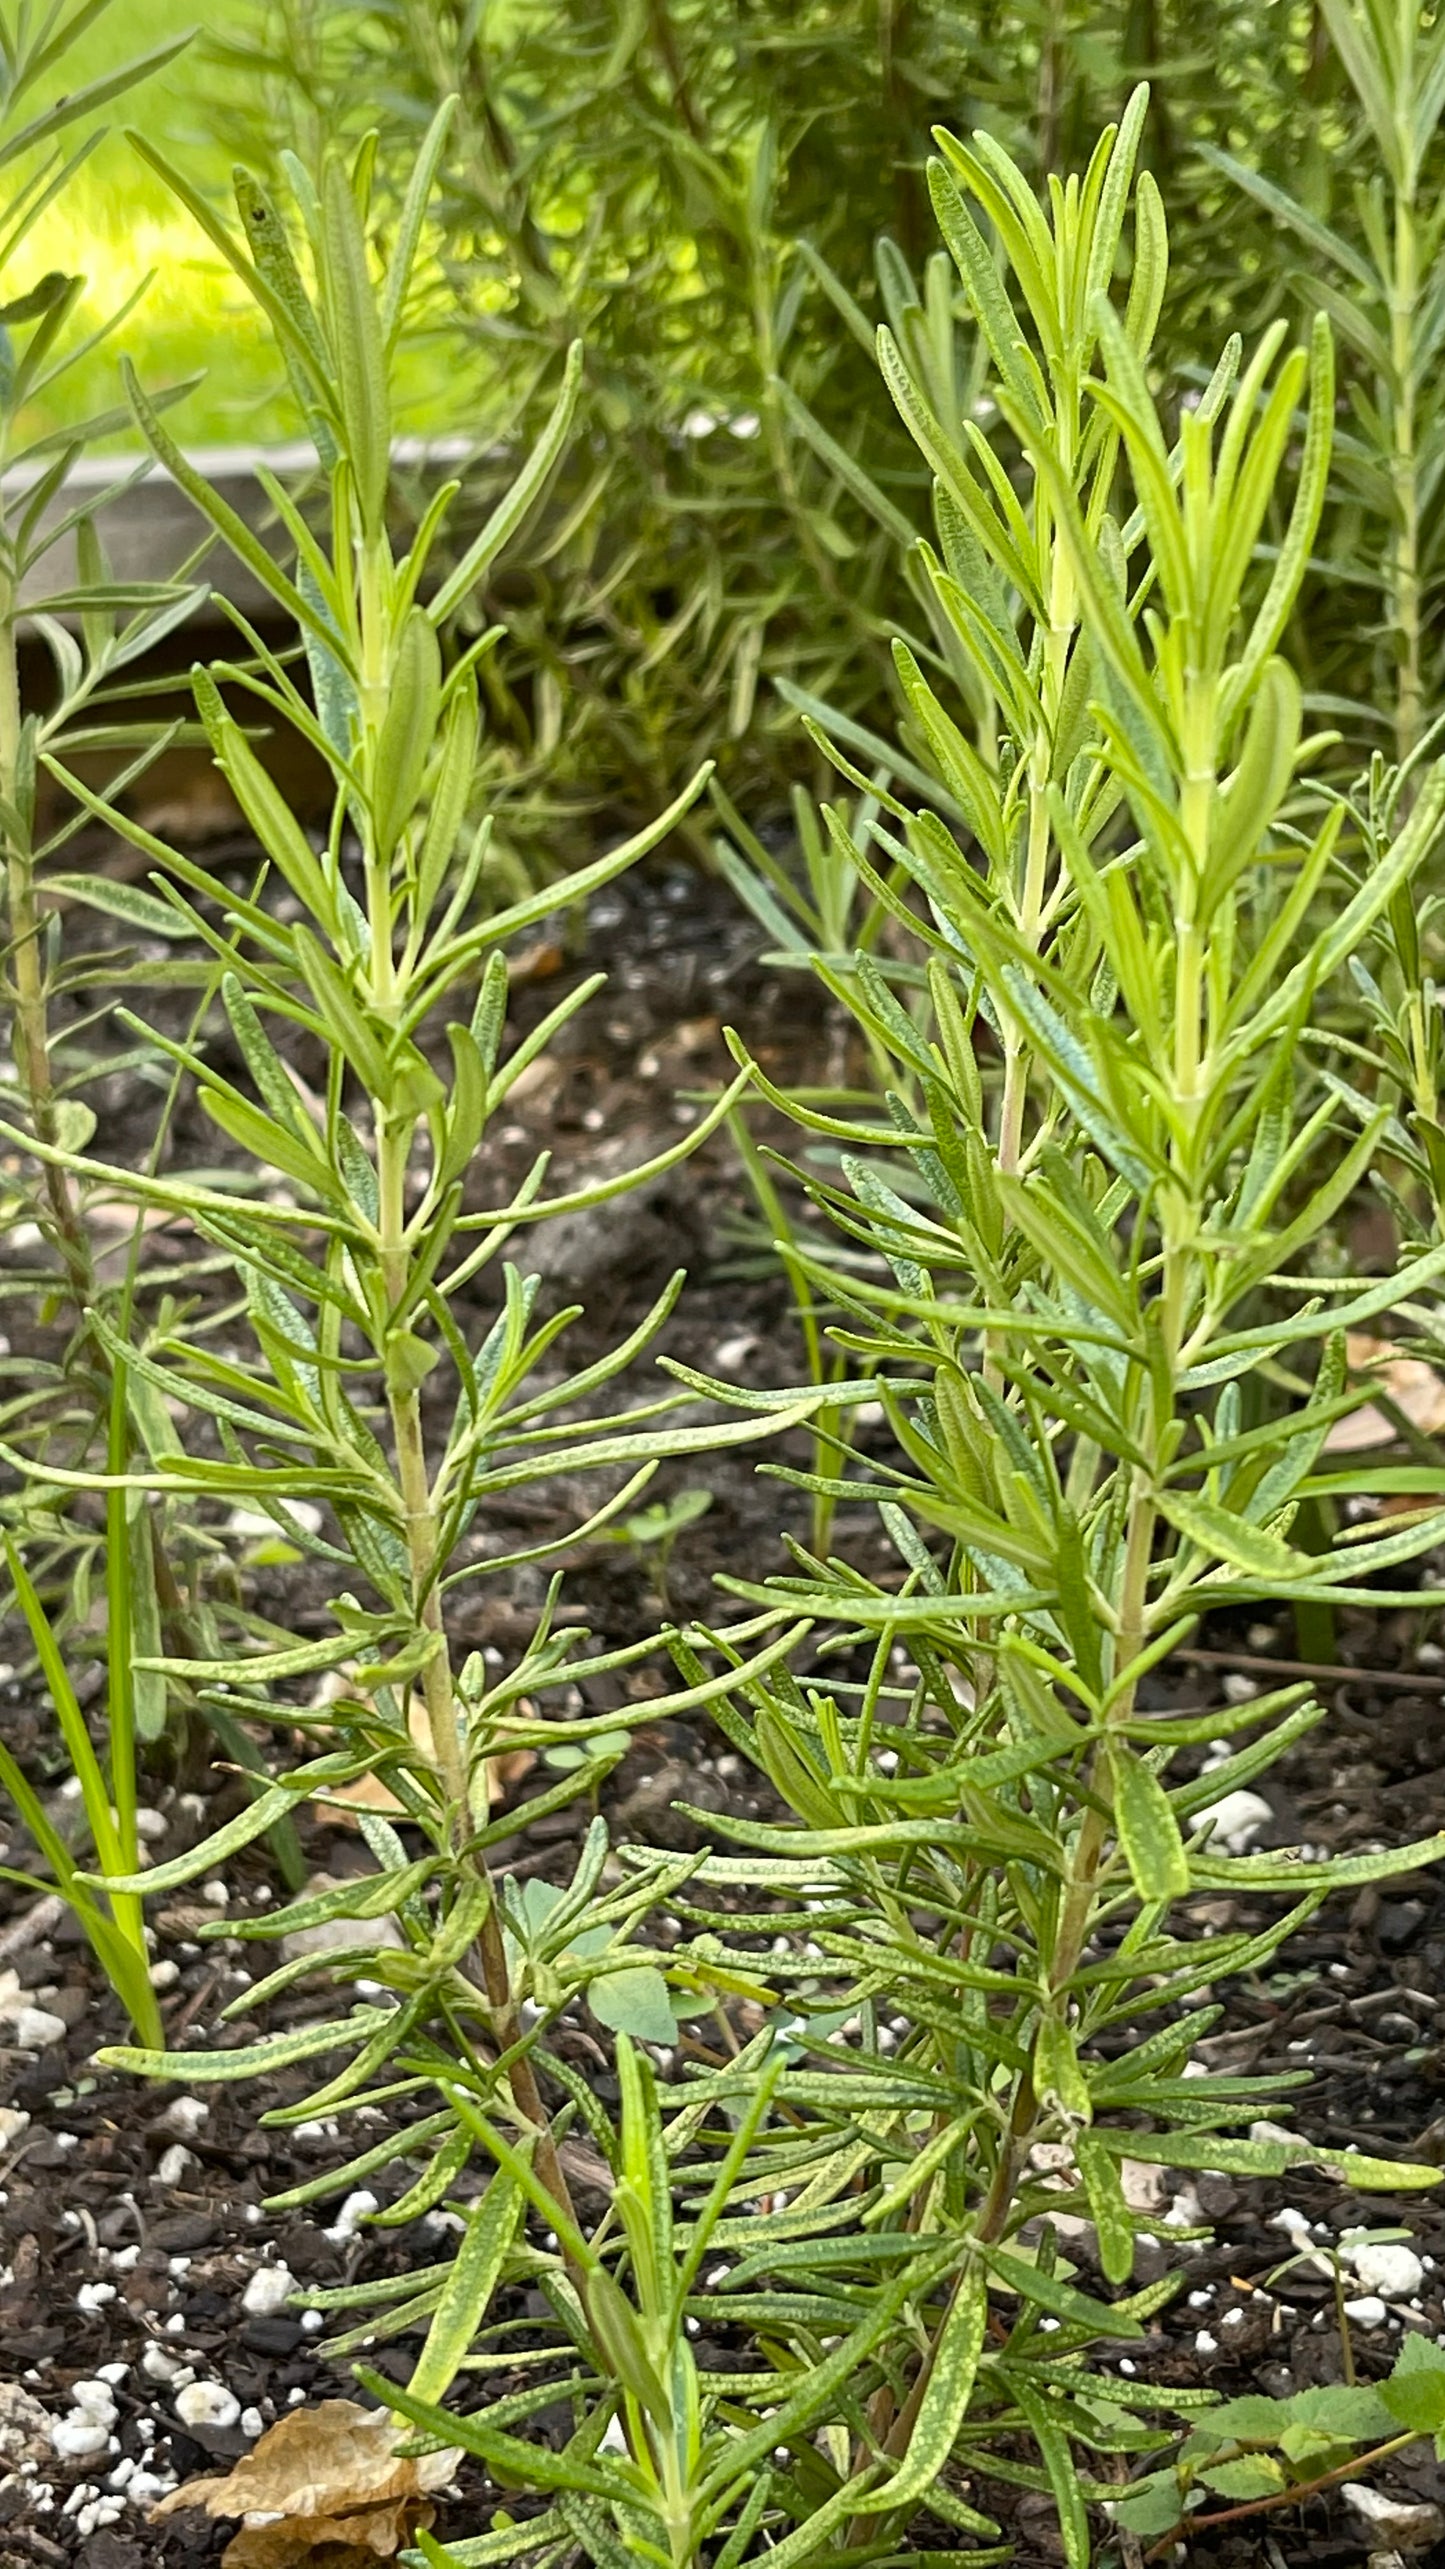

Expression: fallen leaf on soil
xmin=1323 ymin=1331 xmax=1445 ymax=1450
xmin=0 ymin=2378 xmax=52 ymax=2468
xmin=506 ymin=938 xmax=565 ymax=983
xmin=323 ymin=1696 xmax=535 ymax=1818
xmin=151 ymin=2397 xmax=461 ymax=2567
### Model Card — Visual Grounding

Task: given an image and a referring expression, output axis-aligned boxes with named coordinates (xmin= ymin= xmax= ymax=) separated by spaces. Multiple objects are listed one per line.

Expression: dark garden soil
xmin=0 ymin=834 xmax=1443 ymax=2566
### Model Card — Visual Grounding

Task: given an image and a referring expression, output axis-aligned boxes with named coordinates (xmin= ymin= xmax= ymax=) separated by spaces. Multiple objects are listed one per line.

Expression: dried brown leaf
xmin=324 ymin=1699 xmax=535 ymax=1820
xmin=1322 ymin=1332 xmax=1445 ymax=1451
xmin=219 ymin=2495 xmax=437 ymax=2568
xmin=152 ymin=2398 xmax=460 ymax=2568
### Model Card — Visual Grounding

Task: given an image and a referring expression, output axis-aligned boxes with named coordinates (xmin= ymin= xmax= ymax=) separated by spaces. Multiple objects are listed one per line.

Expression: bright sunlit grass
xmin=12 ymin=0 xmax=478 ymax=449
xmin=9 ymin=0 xmax=290 ymax=443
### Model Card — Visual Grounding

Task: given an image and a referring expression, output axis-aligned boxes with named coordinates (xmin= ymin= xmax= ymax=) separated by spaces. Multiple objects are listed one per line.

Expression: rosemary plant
xmin=0 ymin=0 xmax=200 ymax=1336
xmin=668 ymin=98 xmax=1445 ymax=2568
xmin=152 ymin=99 xmax=1445 ymax=2569
xmin=42 ymin=62 xmax=1445 ymax=2569
xmin=340 ymin=99 xmax=1445 ymax=2569
xmin=0 ymin=0 xmax=216 ymax=2043
xmin=41 ymin=96 xmax=830 ymax=2456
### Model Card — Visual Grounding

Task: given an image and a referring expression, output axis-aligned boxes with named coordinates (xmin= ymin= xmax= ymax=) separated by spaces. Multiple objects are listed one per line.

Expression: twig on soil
xmin=1178 ymin=1647 xmax=1445 ymax=1693
xmin=0 ymin=1893 xmax=64 ymax=1962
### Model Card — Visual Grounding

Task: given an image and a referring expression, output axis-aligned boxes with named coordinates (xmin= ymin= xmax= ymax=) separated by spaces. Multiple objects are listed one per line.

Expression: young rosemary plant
xmin=41 ymin=99 xmax=827 ymax=2440
xmin=0 ymin=0 xmax=202 ymax=1342
xmin=187 ymin=101 xmax=1445 ymax=2569
xmin=0 ymin=0 xmax=216 ymax=2042
xmin=616 ymin=104 xmax=1445 ymax=2569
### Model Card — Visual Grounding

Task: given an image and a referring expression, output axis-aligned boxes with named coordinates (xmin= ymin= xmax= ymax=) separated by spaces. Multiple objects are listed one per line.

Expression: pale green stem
xmin=998 ymin=465 xmax=1077 ymax=1181
xmin=1390 ymin=157 xmax=1422 ymax=767
xmin=0 ymin=587 xmax=93 ymax=1315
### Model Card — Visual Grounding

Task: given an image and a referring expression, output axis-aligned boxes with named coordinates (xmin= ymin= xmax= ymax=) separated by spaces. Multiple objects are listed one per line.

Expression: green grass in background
xmin=17 ymin=0 xmax=479 ymax=448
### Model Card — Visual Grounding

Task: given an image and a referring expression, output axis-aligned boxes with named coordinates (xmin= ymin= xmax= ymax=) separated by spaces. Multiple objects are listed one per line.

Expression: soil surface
xmin=0 ymin=836 xmax=1443 ymax=2567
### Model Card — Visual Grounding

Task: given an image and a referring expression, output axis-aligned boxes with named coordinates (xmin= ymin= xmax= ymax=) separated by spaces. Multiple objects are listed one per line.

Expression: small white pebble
xmin=174 ymin=2381 xmax=240 ymax=2431
xmin=240 ymin=2262 xmax=295 ymax=2317
xmin=1345 ymin=2242 xmax=1425 ymax=2299
xmin=148 ymin=1960 xmax=180 ymax=1992
xmin=76 ymin=2283 xmax=117 ymax=2313
xmin=156 ymin=2143 xmax=196 ymax=2186
xmin=134 ymin=1807 xmax=167 ymax=1841
xmin=125 ymin=2467 xmax=176 ymax=2505
xmin=300 ymin=2310 xmax=324 ymax=2334
xmin=75 ymin=2497 xmax=124 ymax=2538
xmin=95 ymin=2363 xmax=129 ymax=2387
xmin=142 ymin=2346 xmax=185 ymax=2384
xmin=1343 ymin=2294 xmax=1389 ymax=2326
xmin=12 ymin=2006 xmax=66 ymax=2049
xmin=160 ymin=2098 xmax=209 ymax=2139
xmin=239 ymin=2406 xmax=263 ymax=2439
xmin=323 ymin=2189 xmax=378 ymax=2244
xmin=1194 ymin=2330 xmax=1219 ymax=2355
xmin=70 ymin=2382 xmax=118 ymax=2427
xmin=200 ymin=1879 xmax=229 ymax=1909
xmin=1195 ymin=1788 xmax=1272 ymax=1851
xmin=50 ymin=2419 xmax=109 ymax=2462
xmin=1117 ymin=2358 xmax=1136 ymax=2375
xmin=710 ymin=1333 xmax=758 ymax=1372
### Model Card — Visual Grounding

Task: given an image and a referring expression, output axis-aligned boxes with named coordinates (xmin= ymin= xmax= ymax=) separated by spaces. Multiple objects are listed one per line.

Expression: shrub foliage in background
xmin=181 ymin=0 xmax=1445 ymax=858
